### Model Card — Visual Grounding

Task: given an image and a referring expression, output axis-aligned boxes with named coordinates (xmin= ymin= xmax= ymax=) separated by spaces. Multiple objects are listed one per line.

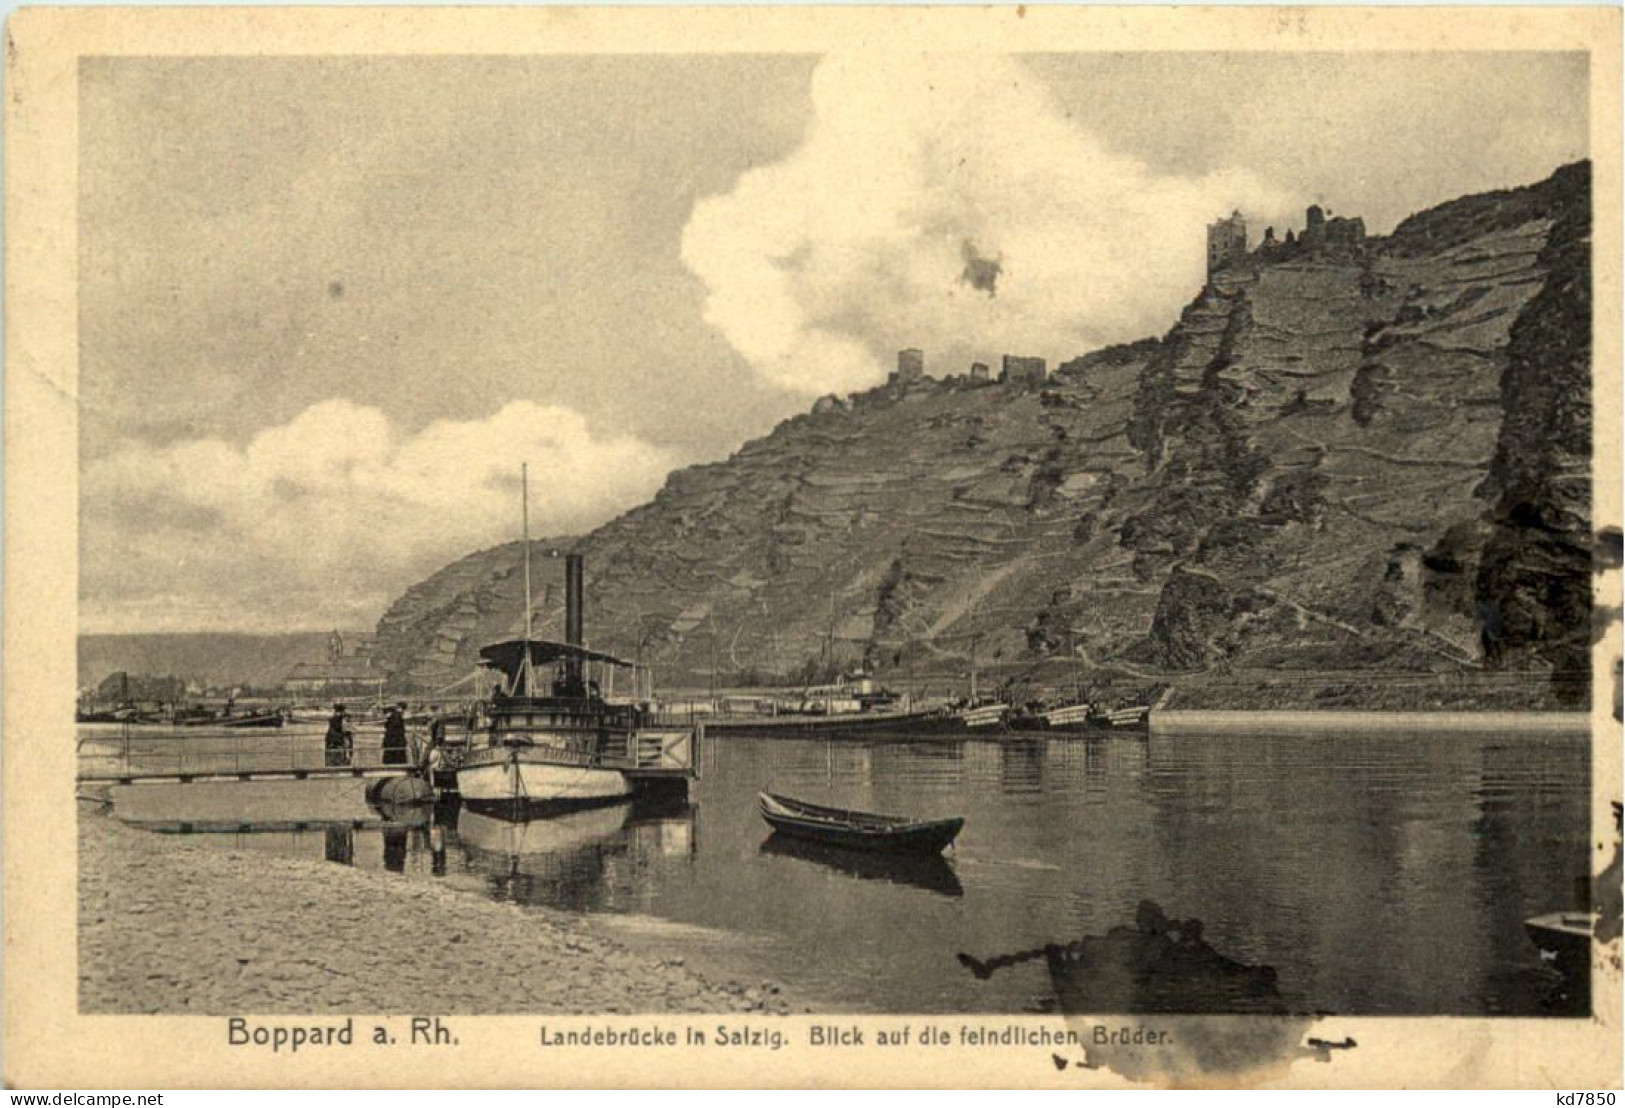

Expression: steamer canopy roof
xmin=478 ymin=639 xmax=634 ymax=677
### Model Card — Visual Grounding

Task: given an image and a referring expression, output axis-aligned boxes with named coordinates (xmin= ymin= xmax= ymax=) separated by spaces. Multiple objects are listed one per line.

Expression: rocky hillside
xmin=375 ymin=163 xmax=1592 ymax=706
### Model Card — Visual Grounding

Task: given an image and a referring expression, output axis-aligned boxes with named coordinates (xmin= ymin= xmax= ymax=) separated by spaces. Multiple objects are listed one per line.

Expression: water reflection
xmin=323 ymin=825 xmax=353 ymax=866
xmin=458 ymin=803 xmax=631 ymax=859
xmin=759 ymin=833 xmax=964 ymax=898
xmin=959 ymin=901 xmax=1317 ymax=1085
xmin=959 ymin=900 xmax=1291 ymax=1015
xmin=382 ymin=826 xmax=408 ymax=874
xmin=108 ymin=777 xmax=701 ymax=911
xmin=458 ymin=799 xmax=700 ymax=912
xmin=429 ymin=824 xmax=448 ymax=876
xmin=996 ymin=738 xmax=1045 ymax=794
xmin=1472 ymin=739 xmax=1594 ymax=1015
xmin=459 ymin=803 xmax=629 ymax=908
xmin=111 ymin=777 xmax=390 ymax=831
xmin=104 ymin=729 xmax=1591 ymax=1016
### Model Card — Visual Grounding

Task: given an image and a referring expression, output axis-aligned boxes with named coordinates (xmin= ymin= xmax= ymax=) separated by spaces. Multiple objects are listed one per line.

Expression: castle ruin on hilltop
xmin=838 ymin=200 xmax=1371 ymax=418
xmin=1207 ymin=204 xmax=1368 ymax=279
xmin=881 ymin=346 xmax=1049 ymax=391
xmin=999 ymin=355 xmax=1047 ymax=388
xmin=1206 ymin=211 xmax=1249 ymax=275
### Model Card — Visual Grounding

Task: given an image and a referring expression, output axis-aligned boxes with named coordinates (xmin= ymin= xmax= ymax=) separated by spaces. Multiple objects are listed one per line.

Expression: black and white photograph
xmin=6 ymin=5 xmax=1620 ymax=1091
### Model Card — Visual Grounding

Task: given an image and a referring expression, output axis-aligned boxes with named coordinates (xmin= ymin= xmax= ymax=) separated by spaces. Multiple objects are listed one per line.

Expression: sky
xmin=78 ymin=52 xmax=1589 ymax=632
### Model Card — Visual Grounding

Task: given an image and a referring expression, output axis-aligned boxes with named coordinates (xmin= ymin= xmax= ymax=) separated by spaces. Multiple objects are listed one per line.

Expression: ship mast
xmin=522 ymin=462 xmax=534 ymax=697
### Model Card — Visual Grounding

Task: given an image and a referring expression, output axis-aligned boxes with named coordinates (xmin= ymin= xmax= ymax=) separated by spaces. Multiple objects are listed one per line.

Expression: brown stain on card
xmin=960 ymin=901 xmax=1334 ymax=1087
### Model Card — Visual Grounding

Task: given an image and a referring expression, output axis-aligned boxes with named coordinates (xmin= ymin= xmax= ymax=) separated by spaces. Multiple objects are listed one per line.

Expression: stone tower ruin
xmin=1206 ymin=210 xmax=1248 ymax=277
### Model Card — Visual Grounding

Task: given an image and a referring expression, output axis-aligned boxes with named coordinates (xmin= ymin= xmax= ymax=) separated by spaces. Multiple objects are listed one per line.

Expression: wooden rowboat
xmin=175 ymin=709 xmax=285 ymax=729
xmin=757 ymin=791 xmax=963 ymax=854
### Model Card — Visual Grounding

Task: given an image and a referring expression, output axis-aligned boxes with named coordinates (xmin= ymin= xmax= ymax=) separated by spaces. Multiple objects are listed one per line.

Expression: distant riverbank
xmin=78 ymin=806 xmax=794 ymax=1014
xmin=1150 ymin=709 xmax=1591 ymax=735
xmin=1150 ymin=671 xmax=1587 ymax=713
xmin=657 ymin=664 xmax=1585 ymax=721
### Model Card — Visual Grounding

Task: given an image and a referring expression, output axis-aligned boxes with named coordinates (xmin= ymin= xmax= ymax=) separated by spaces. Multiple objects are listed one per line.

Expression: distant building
xmin=1001 ymin=355 xmax=1047 ymax=387
xmin=1206 ymin=210 xmax=1248 ymax=276
xmin=969 ymin=362 xmax=991 ymax=382
xmin=282 ymin=661 xmax=384 ymax=699
xmin=284 ymin=629 xmax=383 ymax=698
xmin=896 ymin=348 xmax=925 ymax=383
xmin=327 ymin=629 xmax=378 ymax=664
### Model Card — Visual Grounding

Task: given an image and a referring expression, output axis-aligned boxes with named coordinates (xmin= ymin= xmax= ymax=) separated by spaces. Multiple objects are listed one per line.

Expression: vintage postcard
xmin=4 ymin=4 xmax=1621 ymax=1090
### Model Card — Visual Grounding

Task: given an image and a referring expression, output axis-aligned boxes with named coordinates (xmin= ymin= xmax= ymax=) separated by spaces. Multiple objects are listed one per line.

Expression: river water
xmin=95 ymin=728 xmax=1592 ymax=1016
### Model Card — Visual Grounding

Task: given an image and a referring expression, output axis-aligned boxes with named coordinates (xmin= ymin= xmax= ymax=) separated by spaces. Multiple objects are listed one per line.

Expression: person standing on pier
xmin=418 ymin=708 xmax=446 ymax=783
xmin=382 ymin=702 xmax=409 ymax=765
xmin=324 ymin=704 xmax=352 ymax=767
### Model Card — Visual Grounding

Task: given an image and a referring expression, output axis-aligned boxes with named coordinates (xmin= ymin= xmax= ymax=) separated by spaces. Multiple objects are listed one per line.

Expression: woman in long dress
xmin=324 ymin=704 xmax=352 ymax=766
xmin=381 ymin=703 xmax=409 ymax=765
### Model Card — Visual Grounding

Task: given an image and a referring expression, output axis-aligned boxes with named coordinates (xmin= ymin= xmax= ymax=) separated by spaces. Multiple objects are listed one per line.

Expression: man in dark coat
xmin=381 ymin=702 xmax=409 ymax=765
xmin=324 ymin=704 xmax=352 ymax=766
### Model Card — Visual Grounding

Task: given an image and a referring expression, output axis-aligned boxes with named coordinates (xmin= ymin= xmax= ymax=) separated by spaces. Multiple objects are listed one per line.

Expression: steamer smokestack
xmin=565 ymin=554 xmax=585 ymax=648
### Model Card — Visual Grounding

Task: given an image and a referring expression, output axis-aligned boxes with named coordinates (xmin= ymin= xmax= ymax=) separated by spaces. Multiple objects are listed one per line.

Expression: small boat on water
xmin=174 ymin=709 xmax=285 ymax=729
xmin=1524 ymin=910 xmax=1596 ymax=978
xmin=1524 ymin=856 xmax=1606 ymax=983
xmin=77 ymin=706 xmax=285 ymax=729
xmin=76 ymin=706 xmax=143 ymax=724
xmin=757 ymin=791 xmax=963 ymax=854
xmin=959 ymin=702 xmax=1011 ymax=730
xmin=708 ymin=700 xmax=1012 ymax=739
xmin=1100 ymin=704 xmax=1151 ymax=730
xmin=1006 ymin=701 xmax=1149 ymax=734
xmin=710 ymin=705 xmax=972 ymax=738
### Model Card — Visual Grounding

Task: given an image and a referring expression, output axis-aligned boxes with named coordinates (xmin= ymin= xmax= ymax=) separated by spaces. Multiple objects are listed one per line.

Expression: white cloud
xmin=682 ymin=52 xmax=1296 ymax=395
xmin=81 ymin=400 xmax=674 ymax=631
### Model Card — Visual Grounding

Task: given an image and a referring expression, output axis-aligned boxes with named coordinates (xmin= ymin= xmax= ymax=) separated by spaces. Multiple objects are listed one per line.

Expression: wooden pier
xmin=76 ymin=726 xmax=430 ymax=787
xmin=76 ymin=725 xmax=697 ymax=790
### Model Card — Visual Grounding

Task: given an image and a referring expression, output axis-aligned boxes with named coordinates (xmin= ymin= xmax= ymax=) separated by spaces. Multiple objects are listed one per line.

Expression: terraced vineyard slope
xmin=375 ymin=164 xmax=1592 ymax=708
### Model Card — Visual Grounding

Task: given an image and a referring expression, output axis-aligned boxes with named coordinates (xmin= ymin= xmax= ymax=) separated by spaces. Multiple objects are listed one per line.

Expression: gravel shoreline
xmin=78 ymin=805 xmax=793 ymax=1015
